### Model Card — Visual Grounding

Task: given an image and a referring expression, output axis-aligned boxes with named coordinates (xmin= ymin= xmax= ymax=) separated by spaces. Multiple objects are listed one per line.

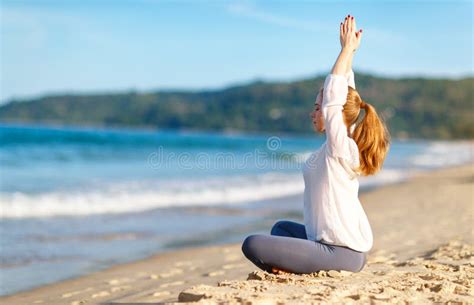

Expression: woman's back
xmin=302 ymin=112 xmax=373 ymax=252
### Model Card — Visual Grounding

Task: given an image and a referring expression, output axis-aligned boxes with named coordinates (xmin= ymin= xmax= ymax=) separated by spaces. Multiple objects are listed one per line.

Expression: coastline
xmin=1 ymin=164 xmax=472 ymax=304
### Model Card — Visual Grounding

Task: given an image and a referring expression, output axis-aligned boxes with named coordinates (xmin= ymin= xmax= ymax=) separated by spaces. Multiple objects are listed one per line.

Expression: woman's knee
xmin=358 ymin=252 xmax=368 ymax=272
xmin=241 ymin=234 xmax=274 ymax=273
xmin=346 ymin=251 xmax=367 ymax=272
xmin=270 ymin=219 xmax=287 ymax=235
xmin=334 ymin=248 xmax=367 ymax=273
xmin=241 ymin=234 xmax=260 ymax=258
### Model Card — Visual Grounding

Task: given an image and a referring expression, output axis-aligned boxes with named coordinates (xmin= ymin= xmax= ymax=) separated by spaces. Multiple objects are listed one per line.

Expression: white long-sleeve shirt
xmin=302 ymin=70 xmax=373 ymax=253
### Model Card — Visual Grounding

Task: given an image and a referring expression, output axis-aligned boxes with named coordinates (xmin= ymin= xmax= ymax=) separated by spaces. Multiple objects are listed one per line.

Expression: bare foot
xmin=271 ymin=266 xmax=292 ymax=274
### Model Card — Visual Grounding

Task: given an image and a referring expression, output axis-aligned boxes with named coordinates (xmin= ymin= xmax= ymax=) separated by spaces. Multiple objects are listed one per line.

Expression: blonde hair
xmin=343 ymin=87 xmax=390 ymax=176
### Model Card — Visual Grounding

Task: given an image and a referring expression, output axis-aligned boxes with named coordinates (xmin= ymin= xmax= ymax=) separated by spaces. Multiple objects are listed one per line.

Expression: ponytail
xmin=352 ymin=101 xmax=390 ymax=176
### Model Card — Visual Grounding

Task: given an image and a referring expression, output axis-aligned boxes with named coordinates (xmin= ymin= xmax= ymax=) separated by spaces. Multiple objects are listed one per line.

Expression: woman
xmin=241 ymin=14 xmax=390 ymax=274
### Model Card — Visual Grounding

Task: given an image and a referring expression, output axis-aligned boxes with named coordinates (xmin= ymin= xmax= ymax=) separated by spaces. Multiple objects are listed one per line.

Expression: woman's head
xmin=310 ymin=86 xmax=390 ymax=176
xmin=310 ymin=87 xmax=325 ymax=133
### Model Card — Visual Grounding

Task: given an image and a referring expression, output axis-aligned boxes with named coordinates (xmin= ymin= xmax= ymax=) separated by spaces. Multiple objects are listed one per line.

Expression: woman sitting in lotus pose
xmin=242 ymin=14 xmax=390 ymax=274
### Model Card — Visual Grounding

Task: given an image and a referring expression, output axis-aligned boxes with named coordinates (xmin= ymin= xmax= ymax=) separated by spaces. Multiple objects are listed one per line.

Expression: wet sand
xmin=1 ymin=164 xmax=472 ymax=304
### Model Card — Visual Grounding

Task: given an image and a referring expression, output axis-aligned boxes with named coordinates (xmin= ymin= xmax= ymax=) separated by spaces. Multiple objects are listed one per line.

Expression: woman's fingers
xmin=342 ymin=14 xmax=362 ymax=49
xmin=355 ymin=29 xmax=362 ymax=45
xmin=342 ymin=14 xmax=360 ymax=34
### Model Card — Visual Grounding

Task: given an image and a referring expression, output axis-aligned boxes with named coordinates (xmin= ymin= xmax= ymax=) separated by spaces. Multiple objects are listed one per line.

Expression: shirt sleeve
xmin=345 ymin=69 xmax=356 ymax=89
xmin=321 ymin=73 xmax=352 ymax=160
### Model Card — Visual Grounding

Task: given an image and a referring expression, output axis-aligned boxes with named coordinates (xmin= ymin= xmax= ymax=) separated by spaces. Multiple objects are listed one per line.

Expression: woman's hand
xmin=339 ymin=14 xmax=362 ymax=52
xmin=330 ymin=15 xmax=361 ymax=75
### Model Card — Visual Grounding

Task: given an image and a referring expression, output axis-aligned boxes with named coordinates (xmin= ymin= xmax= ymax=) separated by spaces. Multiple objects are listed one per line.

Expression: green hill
xmin=1 ymin=72 xmax=472 ymax=139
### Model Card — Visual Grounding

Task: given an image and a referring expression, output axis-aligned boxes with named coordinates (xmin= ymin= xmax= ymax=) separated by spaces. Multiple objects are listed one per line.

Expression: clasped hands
xmin=340 ymin=14 xmax=363 ymax=53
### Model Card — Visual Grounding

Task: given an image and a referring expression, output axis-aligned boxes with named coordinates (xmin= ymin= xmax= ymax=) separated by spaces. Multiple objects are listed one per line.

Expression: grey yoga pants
xmin=241 ymin=220 xmax=368 ymax=274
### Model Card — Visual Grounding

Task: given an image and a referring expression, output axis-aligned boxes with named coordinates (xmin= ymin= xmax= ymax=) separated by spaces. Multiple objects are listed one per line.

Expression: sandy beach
xmin=1 ymin=164 xmax=472 ymax=305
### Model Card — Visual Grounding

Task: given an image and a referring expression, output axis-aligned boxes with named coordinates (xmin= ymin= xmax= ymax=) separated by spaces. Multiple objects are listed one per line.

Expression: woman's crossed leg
xmin=241 ymin=219 xmax=367 ymax=274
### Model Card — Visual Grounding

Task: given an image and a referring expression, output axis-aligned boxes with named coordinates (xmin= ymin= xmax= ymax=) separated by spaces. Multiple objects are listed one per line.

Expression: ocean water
xmin=0 ymin=123 xmax=472 ymax=295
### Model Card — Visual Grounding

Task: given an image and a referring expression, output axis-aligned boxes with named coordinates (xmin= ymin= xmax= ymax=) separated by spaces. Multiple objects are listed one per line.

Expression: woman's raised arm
xmin=332 ymin=14 xmax=362 ymax=76
xmin=320 ymin=15 xmax=363 ymax=160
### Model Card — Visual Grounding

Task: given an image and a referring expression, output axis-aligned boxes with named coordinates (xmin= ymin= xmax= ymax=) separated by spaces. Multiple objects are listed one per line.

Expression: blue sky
xmin=1 ymin=0 xmax=472 ymax=104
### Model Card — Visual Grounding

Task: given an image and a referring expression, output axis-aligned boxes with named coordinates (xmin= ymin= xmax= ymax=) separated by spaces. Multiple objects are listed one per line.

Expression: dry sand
xmin=1 ymin=164 xmax=472 ymax=305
